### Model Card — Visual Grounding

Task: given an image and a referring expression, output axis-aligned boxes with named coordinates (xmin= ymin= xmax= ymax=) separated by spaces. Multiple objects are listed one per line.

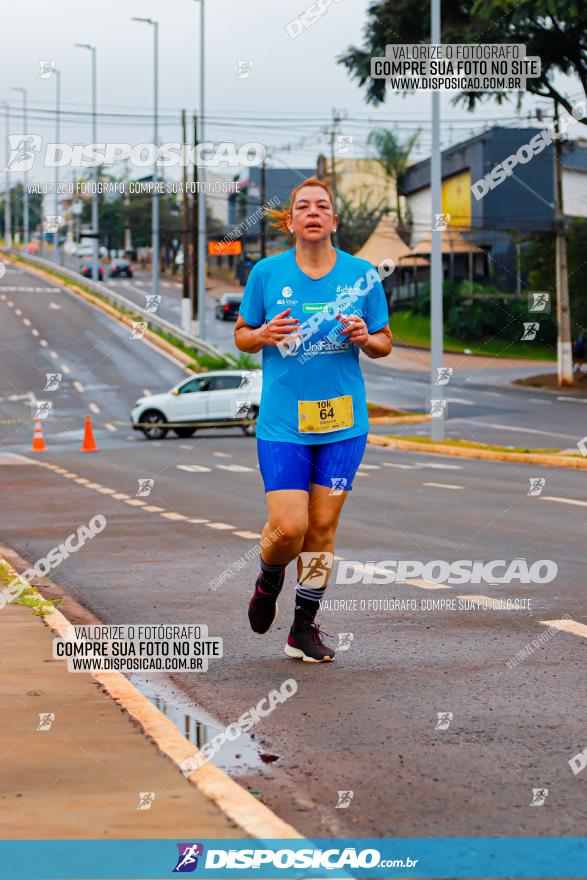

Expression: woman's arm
xmin=234 ymin=308 xmax=301 ymax=354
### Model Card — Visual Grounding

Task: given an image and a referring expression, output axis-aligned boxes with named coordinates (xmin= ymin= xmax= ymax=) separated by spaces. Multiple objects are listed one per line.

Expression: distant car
xmin=130 ymin=370 xmax=262 ymax=439
xmin=80 ymin=261 xmax=104 ymax=280
xmin=215 ymin=293 xmax=243 ymax=321
xmin=109 ymin=258 xmax=133 ymax=278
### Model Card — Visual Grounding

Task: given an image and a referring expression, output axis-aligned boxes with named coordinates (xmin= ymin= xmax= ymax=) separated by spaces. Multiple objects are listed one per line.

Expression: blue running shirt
xmin=239 ymin=247 xmax=389 ymax=445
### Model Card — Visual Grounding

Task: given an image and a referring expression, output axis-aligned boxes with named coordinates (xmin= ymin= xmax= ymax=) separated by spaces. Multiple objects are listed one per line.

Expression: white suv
xmin=130 ymin=370 xmax=262 ymax=440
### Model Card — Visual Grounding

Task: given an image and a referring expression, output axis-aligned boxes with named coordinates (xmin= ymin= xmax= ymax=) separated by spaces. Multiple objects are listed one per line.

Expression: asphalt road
xmin=1 ymin=259 xmax=586 ymax=841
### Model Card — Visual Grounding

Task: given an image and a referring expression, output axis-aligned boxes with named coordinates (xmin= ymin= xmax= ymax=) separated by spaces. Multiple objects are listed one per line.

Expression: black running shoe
xmin=284 ymin=620 xmax=335 ymax=663
xmin=248 ymin=576 xmax=279 ymax=634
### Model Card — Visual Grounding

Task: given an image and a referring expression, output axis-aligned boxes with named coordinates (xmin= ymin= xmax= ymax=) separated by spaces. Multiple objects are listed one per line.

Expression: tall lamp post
xmin=132 ymin=16 xmax=160 ymax=303
xmin=194 ymin=0 xmax=206 ymax=338
xmin=75 ymin=43 xmax=99 ymax=280
xmin=53 ymin=68 xmax=61 ymax=263
xmin=10 ymin=87 xmax=29 ymax=248
xmin=429 ymin=0 xmax=444 ymax=441
xmin=0 ymin=102 xmax=12 ymax=248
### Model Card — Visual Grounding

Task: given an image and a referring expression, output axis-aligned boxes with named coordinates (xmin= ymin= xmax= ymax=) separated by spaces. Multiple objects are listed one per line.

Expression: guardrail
xmin=1 ymin=249 xmax=224 ymax=360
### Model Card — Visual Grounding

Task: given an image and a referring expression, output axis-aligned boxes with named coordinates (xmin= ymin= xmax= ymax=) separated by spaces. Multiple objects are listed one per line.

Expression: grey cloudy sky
xmin=1 ymin=0 xmax=582 ymax=181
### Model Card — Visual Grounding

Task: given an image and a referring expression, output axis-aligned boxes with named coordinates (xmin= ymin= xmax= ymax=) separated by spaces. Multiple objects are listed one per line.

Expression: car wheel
xmin=173 ymin=427 xmax=197 ymax=438
xmin=140 ymin=410 xmax=168 ymax=440
xmin=241 ymin=405 xmax=258 ymax=436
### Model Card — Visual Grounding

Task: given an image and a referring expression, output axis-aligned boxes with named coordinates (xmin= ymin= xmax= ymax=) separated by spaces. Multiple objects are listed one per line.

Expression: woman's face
xmin=287 ymin=185 xmax=338 ymax=243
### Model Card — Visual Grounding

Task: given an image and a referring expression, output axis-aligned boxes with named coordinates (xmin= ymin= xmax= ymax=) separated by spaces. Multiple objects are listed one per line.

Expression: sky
xmin=0 ymin=0 xmax=583 ymax=185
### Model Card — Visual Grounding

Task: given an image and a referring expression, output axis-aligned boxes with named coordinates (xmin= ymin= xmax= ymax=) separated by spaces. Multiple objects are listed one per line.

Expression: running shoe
xmin=284 ymin=620 xmax=335 ymax=663
xmin=248 ymin=576 xmax=280 ymax=634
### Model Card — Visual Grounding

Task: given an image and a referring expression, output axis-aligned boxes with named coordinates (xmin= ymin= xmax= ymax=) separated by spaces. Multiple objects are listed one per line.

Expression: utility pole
xmin=191 ymin=112 xmax=199 ymax=330
xmin=53 ymin=69 xmax=61 ymax=263
xmin=430 ymin=0 xmax=445 ymax=440
xmin=0 ymin=102 xmax=11 ymax=248
xmin=123 ymin=158 xmax=132 ymax=251
xmin=553 ymin=101 xmax=573 ymax=387
xmin=259 ymin=156 xmax=266 ymax=259
xmin=11 ymin=87 xmax=29 ymax=248
xmin=195 ymin=0 xmax=207 ymax=340
xmin=181 ymin=110 xmax=191 ymax=332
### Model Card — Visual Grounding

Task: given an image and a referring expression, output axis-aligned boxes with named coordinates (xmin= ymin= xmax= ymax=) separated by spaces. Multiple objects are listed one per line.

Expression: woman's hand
xmin=258 ymin=308 xmax=300 ymax=346
xmin=336 ymin=313 xmax=369 ymax=349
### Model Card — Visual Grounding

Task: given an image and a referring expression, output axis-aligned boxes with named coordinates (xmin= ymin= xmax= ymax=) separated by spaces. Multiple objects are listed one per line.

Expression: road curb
xmin=0 ymin=547 xmax=303 ymax=842
xmin=367 ymin=433 xmax=587 ymax=469
xmin=2 ymin=253 xmax=195 ymax=371
xmin=369 ymin=415 xmax=430 ymax=425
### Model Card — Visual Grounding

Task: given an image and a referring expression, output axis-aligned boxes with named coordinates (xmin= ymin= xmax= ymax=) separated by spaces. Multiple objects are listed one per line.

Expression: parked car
xmin=80 ymin=261 xmax=105 ymax=280
xmin=130 ymin=370 xmax=262 ymax=439
xmin=109 ymin=258 xmax=133 ymax=278
xmin=215 ymin=293 xmax=243 ymax=321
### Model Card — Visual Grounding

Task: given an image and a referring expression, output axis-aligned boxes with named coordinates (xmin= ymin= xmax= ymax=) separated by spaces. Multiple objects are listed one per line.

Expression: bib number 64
xmin=318 ymin=400 xmax=334 ymax=420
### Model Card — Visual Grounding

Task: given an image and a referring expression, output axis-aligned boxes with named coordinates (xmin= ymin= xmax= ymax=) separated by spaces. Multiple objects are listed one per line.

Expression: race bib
xmin=298 ymin=395 xmax=354 ymax=433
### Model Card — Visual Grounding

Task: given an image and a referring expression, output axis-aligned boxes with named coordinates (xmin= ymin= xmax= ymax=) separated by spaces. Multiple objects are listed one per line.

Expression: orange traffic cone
xmin=31 ymin=419 xmax=47 ymax=452
xmin=80 ymin=415 xmax=99 ymax=452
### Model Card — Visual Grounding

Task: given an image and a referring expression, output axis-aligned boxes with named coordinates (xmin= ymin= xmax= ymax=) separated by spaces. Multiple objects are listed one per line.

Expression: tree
xmin=524 ymin=219 xmax=587 ymax=332
xmin=335 ymin=192 xmax=389 ymax=254
xmin=367 ymin=128 xmax=419 ymax=227
xmin=338 ymin=0 xmax=587 ymax=126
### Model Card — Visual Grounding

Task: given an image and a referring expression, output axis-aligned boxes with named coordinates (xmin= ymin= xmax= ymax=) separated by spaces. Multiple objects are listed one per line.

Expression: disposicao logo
xmin=173 ymin=843 xmax=204 ymax=873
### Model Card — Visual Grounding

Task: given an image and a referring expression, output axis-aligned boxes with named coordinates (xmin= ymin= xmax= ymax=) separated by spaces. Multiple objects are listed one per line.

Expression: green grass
xmin=390 ymin=311 xmax=555 ymax=361
xmin=0 ymin=559 xmax=63 ymax=617
xmin=386 ymin=435 xmax=572 ymax=455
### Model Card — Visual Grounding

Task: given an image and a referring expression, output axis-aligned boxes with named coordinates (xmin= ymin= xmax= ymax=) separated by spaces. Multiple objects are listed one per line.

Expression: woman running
xmin=234 ymin=177 xmax=392 ymax=663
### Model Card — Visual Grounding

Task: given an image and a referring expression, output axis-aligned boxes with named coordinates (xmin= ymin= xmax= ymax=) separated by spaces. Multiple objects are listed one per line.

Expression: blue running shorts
xmin=257 ymin=434 xmax=368 ymax=493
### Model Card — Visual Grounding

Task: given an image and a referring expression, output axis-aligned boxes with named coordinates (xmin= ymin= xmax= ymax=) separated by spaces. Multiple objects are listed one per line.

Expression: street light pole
xmin=430 ymin=0 xmax=444 ymax=441
xmin=75 ymin=44 xmax=99 ymax=281
xmin=132 ymin=17 xmax=160 ymax=303
xmin=0 ymin=102 xmax=12 ymax=248
xmin=54 ymin=68 xmax=61 ymax=263
xmin=11 ymin=87 xmax=29 ymax=248
xmin=194 ymin=0 xmax=206 ymax=339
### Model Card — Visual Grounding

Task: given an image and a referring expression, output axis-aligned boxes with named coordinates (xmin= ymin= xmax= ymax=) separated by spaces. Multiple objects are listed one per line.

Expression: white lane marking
xmin=161 ymin=281 xmax=172 ymax=289
xmin=354 ymin=472 xmax=368 ymax=477
xmin=233 ymin=530 xmax=261 ymax=539
xmin=95 ymin=486 xmax=117 ymax=495
xmin=104 ymin=422 xmax=117 ymax=432
xmin=423 ymin=482 xmax=464 ymax=490
xmin=406 ymin=577 xmax=451 ymax=591
xmin=31 ymin=328 xmax=39 ymax=337
xmin=7 ymin=300 xmax=14 ymax=307
xmin=382 ymin=462 xmax=417 ymax=470
xmin=557 ymin=397 xmax=587 ymax=404
xmin=179 ymin=445 xmax=195 ymax=451
xmin=176 ymin=464 xmax=211 ymax=473
xmin=529 ymin=397 xmax=552 ymax=404
xmin=540 ymin=618 xmax=587 ymax=638
xmin=189 ymin=518 xmax=210 ymax=524
xmin=213 ymin=451 xmax=231 ymax=458
xmin=142 ymin=505 xmax=164 ymax=513
xmin=0 ymin=452 xmax=39 ymax=465
xmin=112 ymin=492 xmax=130 ymax=500
xmin=73 ymin=380 xmax=85 ymax=392
xmin=142 ymin=388 xmax=152 ymax=397
xmin=446 ymin=397 xmax=474 ymax=405
xmin=85 ymin=481 xmax=104 ymax=489
xmin=216 ymin=464 xmax=254 ymax=473
xmin=358 ymin=464 xmax=380 ymax=470
xmin=14 ymin=308 xmax=22 ymax=316
xmin=60 ymin=364 xmax=70 ymax=374
xmin=23 ymin=317 xmax=31 ymax=327
xmin=49 ymin=302 xmax=62 ymax=310
xmin=40 ymin=339 xmax=48 ymax=347
xmin=160 ymin=511 xmax=187 ymax=520
xmin=73 ymin=477 xmax=90 ymax=484
xmin=0 ymin=294 xmax=4 ymax=300
xmin=541 ymin=495 xmax=587 ymax=508
xmin=414 ymin=461 xmax=463 ymax=470
xmin=206 ymin=522 xmax=235 ymax=530
xmin=89 ymin=402 xmax=100 ymax=414
xmin=49 ymin=351 xmax=58 ymax=359
xmin=125 ymin=498 xmax=147 ymax=507
xmin=463 ymin=419 xmax=576 ymax=441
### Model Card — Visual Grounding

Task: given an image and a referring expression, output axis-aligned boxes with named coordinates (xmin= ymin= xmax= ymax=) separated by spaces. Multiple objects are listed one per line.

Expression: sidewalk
xmin=0 ymin=598 xmax=269 ymax=841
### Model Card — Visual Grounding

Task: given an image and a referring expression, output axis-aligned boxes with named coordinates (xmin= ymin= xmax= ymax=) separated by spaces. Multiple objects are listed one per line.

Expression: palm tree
xmin=367 ymin=128 xmax=419 ymax=228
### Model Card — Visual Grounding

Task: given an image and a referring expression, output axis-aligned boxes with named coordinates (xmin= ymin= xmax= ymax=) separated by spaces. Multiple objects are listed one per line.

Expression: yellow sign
xmin=442 ymin=170 xmax=471 ymax=229
xmin=298 ymin=395 xmax=354 ymax=434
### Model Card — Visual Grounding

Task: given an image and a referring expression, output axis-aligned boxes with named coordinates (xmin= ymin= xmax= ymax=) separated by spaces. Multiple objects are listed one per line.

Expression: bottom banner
xmin=0 ymin=837 xmax=585 ymax=879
